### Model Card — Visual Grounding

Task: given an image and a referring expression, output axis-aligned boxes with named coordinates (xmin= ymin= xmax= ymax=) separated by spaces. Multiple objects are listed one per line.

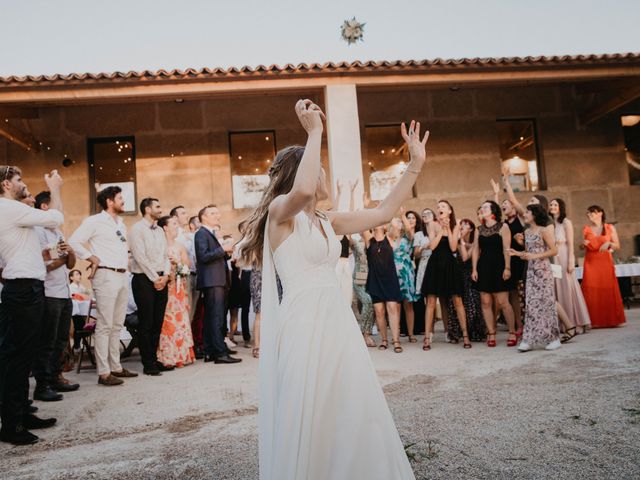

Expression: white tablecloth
xmin=575 ymin=263 xmax=640 ymax=280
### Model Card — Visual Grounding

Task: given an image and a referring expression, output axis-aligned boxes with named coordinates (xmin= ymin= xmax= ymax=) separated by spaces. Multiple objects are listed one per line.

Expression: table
xmin=574 ymin=262 xmax=640 ymax=280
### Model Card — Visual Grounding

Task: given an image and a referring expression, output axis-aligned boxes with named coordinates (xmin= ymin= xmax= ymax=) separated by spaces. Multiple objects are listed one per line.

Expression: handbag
xmin=551 ymin=263 xmax=563 ymax=279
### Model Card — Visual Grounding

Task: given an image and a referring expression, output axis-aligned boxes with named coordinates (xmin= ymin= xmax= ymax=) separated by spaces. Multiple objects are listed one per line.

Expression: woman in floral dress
xmin=509 ymin=204 xmax=561 ymax=352
xmin=157 ymin=216 xmax=195 ymax=367
xmin=389 ymin=217 xmax=420 ymax=344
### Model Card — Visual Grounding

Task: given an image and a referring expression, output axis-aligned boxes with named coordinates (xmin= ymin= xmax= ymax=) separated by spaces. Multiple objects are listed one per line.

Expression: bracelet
xmin=405 ymin=168 xmax=420 ymax=174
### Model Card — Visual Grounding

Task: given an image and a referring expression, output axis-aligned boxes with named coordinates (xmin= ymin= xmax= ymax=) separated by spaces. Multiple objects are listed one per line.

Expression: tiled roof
xmin=1 ymin=52 xmax=639 ymax=87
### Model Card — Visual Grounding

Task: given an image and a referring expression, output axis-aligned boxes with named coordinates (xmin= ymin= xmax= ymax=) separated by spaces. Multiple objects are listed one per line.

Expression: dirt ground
xmin=2 ymin=309 xmax=639 ymax=480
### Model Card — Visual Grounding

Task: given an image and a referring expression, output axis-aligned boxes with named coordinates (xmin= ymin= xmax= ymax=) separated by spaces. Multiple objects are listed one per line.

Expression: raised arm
xmin=268 ymin=99 xmax=325 ymax=225
xmin=490 ymin=178 xmax=501 ymax=204
xmin=501 ymin=168 xmax=525 ymax=217
xmin=328 ymin=121 xmax=429 ymax=235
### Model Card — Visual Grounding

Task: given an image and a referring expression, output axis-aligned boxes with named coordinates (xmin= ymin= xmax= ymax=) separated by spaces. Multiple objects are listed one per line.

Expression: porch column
xmin=324 ymin=84 xmax=364 ymax=210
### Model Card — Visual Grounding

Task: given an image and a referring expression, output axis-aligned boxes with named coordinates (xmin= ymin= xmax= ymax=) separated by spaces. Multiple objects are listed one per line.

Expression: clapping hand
xmin=349 ymin=178 xmax=359 ymax=192
xmin=295 ymin=99 xmax=325 ymax=134
xmin=400 ymin=120 xmax=429 ymax=167
xmin=336 ymin=179 xmax=344 ymax=195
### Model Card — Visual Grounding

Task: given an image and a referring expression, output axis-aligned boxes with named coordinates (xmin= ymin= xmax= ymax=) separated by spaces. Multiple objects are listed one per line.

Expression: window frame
xmin=87 ymin=135 xmax=138 ymax=215
xmin=496 ymin=117 xmax=546 ymax=192
xmin=227 ymin=129 xmax=277 ymax=210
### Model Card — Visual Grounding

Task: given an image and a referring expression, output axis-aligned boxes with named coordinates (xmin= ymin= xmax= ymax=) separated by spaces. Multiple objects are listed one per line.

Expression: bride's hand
xmin=295 ymin=99 xmax=325 ymax=134
xmin=401 ymin=120 xmax=429 ymax=168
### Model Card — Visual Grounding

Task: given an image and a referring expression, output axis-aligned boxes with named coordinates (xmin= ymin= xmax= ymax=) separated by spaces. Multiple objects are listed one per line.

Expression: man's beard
xmin=16 ymin=186 xmax=29 ymax=201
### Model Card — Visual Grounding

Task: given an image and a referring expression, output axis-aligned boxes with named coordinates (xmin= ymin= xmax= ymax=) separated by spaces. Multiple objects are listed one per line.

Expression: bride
xmin=240 ymin=99 xmax=428 ymax=480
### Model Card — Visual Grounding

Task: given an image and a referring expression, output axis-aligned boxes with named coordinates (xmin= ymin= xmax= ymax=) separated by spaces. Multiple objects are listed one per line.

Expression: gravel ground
xmin=2 ymin=309 xmax=639 ymax=480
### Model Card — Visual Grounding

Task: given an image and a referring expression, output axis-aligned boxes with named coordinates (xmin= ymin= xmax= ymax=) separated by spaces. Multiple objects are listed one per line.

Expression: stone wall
xmin=3 ymin=82 xmax=639 ymax=260
xmin=358 ymin=84 xmax=638 ymax=258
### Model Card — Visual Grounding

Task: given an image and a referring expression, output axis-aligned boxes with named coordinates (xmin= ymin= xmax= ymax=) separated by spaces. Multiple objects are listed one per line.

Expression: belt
xmin=97 ymin=266 xmax=127 ymax=273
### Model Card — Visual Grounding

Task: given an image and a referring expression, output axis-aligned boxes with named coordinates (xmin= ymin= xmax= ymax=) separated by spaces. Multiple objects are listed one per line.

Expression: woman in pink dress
xmin=157 ymin=215 xmax=195 ymax=367
xmin=549 ymin=198 xmax=591 ymax=336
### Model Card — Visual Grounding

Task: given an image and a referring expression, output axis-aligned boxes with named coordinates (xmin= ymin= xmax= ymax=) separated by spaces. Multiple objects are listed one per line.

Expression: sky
xmin=0 ymin=0 xmax=638 ymax=77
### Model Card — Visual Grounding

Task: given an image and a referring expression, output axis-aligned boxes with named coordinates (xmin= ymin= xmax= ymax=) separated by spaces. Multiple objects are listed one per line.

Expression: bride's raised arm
xmin=327 ymin=121 xmax=429 ymax=235
xmin=268 ymin=99 xmax=325 ymax=225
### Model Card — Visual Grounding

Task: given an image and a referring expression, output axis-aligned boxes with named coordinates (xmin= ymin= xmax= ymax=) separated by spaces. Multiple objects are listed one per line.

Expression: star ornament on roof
xmin=341 ymin=17 xmax=365 ymax=45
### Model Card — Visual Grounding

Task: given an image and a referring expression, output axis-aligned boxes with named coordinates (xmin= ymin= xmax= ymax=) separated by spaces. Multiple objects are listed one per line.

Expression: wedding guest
xmin=549 ymin=198 xmax=591 ymax=337
xmin=510 ymin=204 xmax=561 ymax=351
xmin=332 ymin=181 xmax=354 ymax=305
xmin=0 ymin=167 xmax=63 ymax=445
xmin=69 ymin=269 xmax=90 ymax=351
xmin=448 ymin=219 xmax=486 ymax=342
xmin=230 ymin=222 xmax=252 ymax=348
xmin=156 ymin=216 xmax=195 ymax=367
xmin=413 ymin=208 xmax=434 ymax=335
xmin=492 ymin=178 xmax=526 ymax=336
xmin=471 ymin=200 xmax=517 ymax=347
xmin=422 ymin=200 xmax=471 ymax=349
xmin=33 ymin=191 xmax=79 ymax=400
xmin=69 ymin=186 xmax=138 ymax=386
xmin=363 ymin=225 xmax=403 ymax=352
xmin=195 ymin=205 xmax=241 ymax=364
xmin=172 ymin=207 xmax=198 ymax=319
xmin=580 ymin=205 xmax=626 ymax=328
xmin=130 ymin=198 xmax=171 ymax=376
xmin=351 ymin=232 xmax=375 ymax=347
xmin=389 ymin=215 xmax=420 ymax=343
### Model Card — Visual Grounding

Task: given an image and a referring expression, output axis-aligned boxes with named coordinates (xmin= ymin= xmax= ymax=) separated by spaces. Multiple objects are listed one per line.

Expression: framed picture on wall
xmin=232 ymin=174 xmax=270 ymax=209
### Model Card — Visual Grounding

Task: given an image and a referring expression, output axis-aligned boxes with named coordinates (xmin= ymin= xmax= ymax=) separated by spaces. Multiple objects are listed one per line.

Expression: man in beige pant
xmin=69 ymin=186 xmax=138 ymax=386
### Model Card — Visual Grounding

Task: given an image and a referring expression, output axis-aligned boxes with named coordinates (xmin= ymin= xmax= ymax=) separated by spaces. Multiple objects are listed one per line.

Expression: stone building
xmin=1 ymin=53 xmax=639 ymax=258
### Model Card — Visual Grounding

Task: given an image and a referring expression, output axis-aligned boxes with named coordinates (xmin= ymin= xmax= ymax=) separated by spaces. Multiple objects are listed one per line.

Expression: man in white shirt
xmin=32 ymin=191 xmax=80 ymax=401
xmin=0 ymin=166 xmax=64 ymax=445
xmin=69 ymin=186 xmax=138 ymax=387
xmin=129 ymin=198 xmax=170 ymax=376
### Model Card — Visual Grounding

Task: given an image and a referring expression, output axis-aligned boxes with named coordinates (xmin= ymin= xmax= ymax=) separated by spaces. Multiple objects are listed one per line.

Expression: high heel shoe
xmin=423 ymin=333 xmax=432 ymax=351
xmin=463 ymin=335 xmax=472 ymax=349
xmin=507 ymin=331 xmax=518 ymax=347
xmin=515 ymin=327 xmax=523 ymax=339
xmin=393 ymin=341 xmax=403 ymax=353
xmin=487 ymin=331 xmax=497 ymax=348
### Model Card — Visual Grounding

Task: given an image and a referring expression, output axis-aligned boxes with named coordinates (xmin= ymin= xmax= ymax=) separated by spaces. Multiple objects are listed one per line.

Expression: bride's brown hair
xmin=238 ymin=145 xmax=306 ymax=268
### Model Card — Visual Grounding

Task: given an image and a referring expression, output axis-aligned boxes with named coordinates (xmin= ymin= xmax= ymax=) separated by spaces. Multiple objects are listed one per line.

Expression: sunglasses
xmin=116 ymin=230 xmax=127 ymax=243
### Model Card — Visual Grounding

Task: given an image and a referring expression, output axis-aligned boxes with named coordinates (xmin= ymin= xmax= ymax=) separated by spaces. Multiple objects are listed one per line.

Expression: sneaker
xmin=545 ymin=339 xmax=562 ymax=351
xmin=224 ymin=337 xmax=237 ymax=349
xmin=98 ymin=374 xmax=124 ymax=386
xmin=517 ymin=341 xmax=532 ymax=352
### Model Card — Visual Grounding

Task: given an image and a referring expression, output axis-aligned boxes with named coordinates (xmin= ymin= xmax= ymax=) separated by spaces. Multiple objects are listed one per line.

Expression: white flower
xmin=341 ymin=17 xmax=365 ymax=45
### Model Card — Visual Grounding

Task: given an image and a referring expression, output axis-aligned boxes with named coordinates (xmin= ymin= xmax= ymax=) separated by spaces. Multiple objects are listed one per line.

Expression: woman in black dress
xmin=363 ymin=225 xmax=403 ymax=352
xmin=471 ymin=200 xmax=517 ymax=347
xmin=447 ymin=219 xmax=486 ymax=342
xmin=422 ymin=200 xmax=471 ymax=349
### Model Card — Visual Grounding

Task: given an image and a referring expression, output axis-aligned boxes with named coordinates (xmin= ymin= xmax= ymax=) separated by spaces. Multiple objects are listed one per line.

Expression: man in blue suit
xmin=194 ymin=205 xmax=241 ymax=364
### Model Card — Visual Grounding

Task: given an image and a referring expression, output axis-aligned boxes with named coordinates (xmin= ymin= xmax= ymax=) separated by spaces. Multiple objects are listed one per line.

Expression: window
xmin=363 ymin=125 xmax=413 ymax=201
xmin=229 ymin=131 xmax=276 ymax=209
xmin=622 ymin=115 xmax=640 ymax=186
xmin=496 ymin=119 xmax=544 ymax=192
xmin=88 ymin=136 xmax=137 ymax=214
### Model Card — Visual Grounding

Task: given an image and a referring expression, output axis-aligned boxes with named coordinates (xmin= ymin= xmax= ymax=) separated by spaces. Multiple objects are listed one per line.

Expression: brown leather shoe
xmin=111 ymin=368 xmax=138 ymax=378
xmin=98 ymin=375 xmax=124 ymax=386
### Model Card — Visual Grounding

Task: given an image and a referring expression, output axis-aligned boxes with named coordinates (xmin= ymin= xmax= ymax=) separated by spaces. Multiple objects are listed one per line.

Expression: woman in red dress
xmin=580 ymin=205 xmax=625 ymax=328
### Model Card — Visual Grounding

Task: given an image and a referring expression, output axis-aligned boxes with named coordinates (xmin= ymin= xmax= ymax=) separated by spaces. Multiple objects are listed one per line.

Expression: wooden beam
xmin=0 ymin=106 xmax=39 ymax=119
xmin=0 ymin=121 xmax=40 ymax=152
xmin=579 ymin=83 xmax=640 ymax=126
xmin=0 ymin=65 xmax=639 ymax=106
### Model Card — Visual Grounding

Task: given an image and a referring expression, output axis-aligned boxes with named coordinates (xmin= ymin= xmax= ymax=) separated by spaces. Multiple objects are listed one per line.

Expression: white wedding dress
xmin=259 ymin=211 xmax=415 ymax=480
